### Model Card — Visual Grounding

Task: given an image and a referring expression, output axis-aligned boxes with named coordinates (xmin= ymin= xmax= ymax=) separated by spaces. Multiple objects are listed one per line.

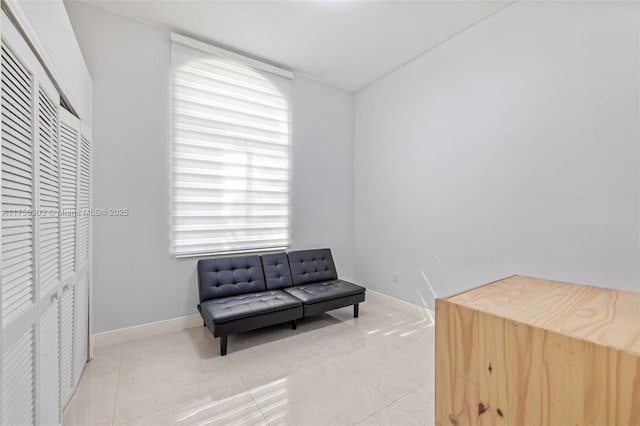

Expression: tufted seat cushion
xmin=201 ymin=290 xmax=302 ymax=324
xmin=283 ymin=280 xmax=365 ymax=305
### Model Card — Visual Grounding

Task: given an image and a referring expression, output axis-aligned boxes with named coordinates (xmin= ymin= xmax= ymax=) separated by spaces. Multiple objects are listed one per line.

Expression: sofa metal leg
xmin=291 ymin=319 xmax=297 ymax=330
xmin=354 ymin=303 xmax=359 ymax=318
xmin=220 ymin=336 xmax=228 ymax=356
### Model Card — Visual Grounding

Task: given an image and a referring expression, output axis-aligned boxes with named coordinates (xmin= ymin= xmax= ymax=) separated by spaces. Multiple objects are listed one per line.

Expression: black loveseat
xmin=197 ymin=248 xmax=365 ymax=355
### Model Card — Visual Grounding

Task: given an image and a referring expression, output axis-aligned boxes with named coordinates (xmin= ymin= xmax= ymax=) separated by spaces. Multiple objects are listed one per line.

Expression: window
xmin=171 ymin=34 xmax=292 ymax=257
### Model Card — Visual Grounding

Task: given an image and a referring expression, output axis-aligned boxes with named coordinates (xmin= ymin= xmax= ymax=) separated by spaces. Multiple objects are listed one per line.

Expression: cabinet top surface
xmin=445 ymin=275 xmax=640 ymax=355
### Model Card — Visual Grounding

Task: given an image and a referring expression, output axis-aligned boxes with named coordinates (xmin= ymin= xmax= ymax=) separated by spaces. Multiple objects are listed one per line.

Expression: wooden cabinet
xmin=435 ymin=275 xmax=640 ymax=426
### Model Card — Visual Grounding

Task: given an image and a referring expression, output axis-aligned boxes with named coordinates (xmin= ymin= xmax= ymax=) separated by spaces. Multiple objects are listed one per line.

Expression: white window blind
xmin=171 ymin=34 xmax=292 ymax=257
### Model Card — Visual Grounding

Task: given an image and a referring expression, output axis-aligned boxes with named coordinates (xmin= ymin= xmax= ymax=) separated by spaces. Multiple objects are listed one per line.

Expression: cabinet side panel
xmin=474 ymin=310 xmax=639 ymax=425
xmin=435 ymin=299 xmax=452 ymax=426
xmin=476 ymin=311 xmax=507 ymax=426
xmin=611 ymin=349 xmax=640 ymax=425
xmin=583 ymin=341 xmax=608 ymax=425
xmin=435 ymin=299 xmax=479 ymax=426
xmin=542 ymin=328 xmax=586 ymax=424
xmin=477 ymin=311 xmax=547 ymax=425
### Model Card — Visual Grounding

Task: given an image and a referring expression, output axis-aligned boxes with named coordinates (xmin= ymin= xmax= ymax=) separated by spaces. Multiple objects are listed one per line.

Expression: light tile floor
xmin=63 ymin=293 xmax=435 ymax=426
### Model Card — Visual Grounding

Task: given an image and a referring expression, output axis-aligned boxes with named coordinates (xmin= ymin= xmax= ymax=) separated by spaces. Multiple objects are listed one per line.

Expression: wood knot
xmin=497 ymin=408 xmax=504 ymax=417
xmin=479 ymin=402 xmax=488 ymax=416
xmin=448 ymin=414 xmax=458 ymax=425
xmin=488 ymin=363 xmax=492 ymax=375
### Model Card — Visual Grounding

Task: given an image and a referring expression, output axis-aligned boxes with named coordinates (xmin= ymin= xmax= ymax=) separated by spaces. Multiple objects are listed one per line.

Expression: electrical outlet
xmin=392 ymin=273 xmax=398 ymax=283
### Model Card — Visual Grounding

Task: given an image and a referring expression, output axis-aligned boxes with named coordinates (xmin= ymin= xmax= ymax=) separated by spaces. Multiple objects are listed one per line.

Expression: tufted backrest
xmin=288 ymin=248 xmax=338 ymax=286
xmin=197 ymin=255 xmax=266 ymax=303
xmin=261 ymin=253 xmax=293 ymax=290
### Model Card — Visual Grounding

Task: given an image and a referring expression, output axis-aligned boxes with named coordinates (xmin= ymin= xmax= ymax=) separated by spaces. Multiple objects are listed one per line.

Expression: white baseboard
xmin=91 ymin=313 xmax=202 ymax=350
xmin=366 ymin=289 xmax=434 ymax=318
xmin=89 ymin=334 xmax=95 ymax=360
xmin=89 ymin=291 xmax=433 ymax=353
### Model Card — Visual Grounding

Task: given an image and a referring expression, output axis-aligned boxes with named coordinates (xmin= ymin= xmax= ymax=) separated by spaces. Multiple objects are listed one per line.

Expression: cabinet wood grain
xmin=435 ymin=275 xmax=640 ymax=426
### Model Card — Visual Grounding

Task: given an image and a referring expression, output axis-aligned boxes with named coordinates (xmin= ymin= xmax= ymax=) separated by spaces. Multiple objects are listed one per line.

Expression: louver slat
xmin=38 ymin=88 xmax=60 ymax=297
xmin=74 ymin=272 xmax=89 ymax=384
xmin=60 ymin=286 xmax=75 ymax=404
xmin=2 ymin=327 xmax=36 ymax=426
xmin=39 ymin=302 xmax=60 ymax=425
xmin=59 ymin=122 xmax=77 ymax=278
xmin=77 ymin=136 xmax=90 ymax=266
xmin=1 ymin=43 xmax=35 ymax=326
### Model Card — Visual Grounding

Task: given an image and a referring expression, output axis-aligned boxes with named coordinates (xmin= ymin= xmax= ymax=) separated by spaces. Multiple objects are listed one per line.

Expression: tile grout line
xmin=401 ymin=401 xmax=430 ymax=426
xmin=110 ymin=344 xmax=124 ymax=426
xmin=351 ymin=400 xmax=394 ymax=426
xmin=334 ymin=353 xmax=396 ymax=404
xmin=229 ymin=321 xmax=356 ymax=424
xmin=226 ymin=352 xmax=272 ymax=426
xmin=394 ymin=383 xmax=433 ymax=426
xmin=312 ymin=349 xmax=397 ymax=426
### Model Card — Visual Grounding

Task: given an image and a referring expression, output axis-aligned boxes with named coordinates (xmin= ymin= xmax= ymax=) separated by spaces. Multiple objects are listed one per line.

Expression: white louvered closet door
xmin=58 ymin=108 xmax=79 ymax=406
xmin=59 ymin=281 xmax=74 ymax=405
xmin=74 ymin=129 xmax=90 ymax=386
xmin=1 ymin=10 xmax=39 ymax=426
xmin=38 ymin=296 xmax=59 ymax=426
xmin=37 ymin=68 xmax=62 ymax=425
xmin=59 ymin=109 xmax=77 ymax=281
xmin=38 ymin=86 xmax=60 ymax=299
xmin=73 ymin=271 xmax=87 ymax=386
xmin=1 ymin=7 xmax=93 ymax=424
xmin=77 ymin=133 xmax=89 ymax=269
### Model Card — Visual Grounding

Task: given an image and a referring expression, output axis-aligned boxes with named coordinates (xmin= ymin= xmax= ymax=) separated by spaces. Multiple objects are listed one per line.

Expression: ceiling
xmin=78 ymin=0 xmax=512 ymax=92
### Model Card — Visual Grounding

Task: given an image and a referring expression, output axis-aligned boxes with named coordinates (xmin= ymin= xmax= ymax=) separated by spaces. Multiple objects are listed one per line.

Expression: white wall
xmin=290 ymin=76 xmax=355 ymax=280
xmin=9 ymin=0 xmax=92 ymax=128
xmin=354 ymin=1 xmax=640 ymax=309
xmin=65 ymin=2 xmax=355 ymax=333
